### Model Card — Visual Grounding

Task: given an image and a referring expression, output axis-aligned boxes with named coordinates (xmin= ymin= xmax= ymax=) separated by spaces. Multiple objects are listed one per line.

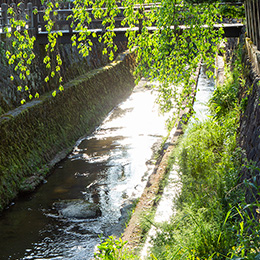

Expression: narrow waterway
xmin=140 ymin=64 xmax=215 ymax=259
xmin=0 ymin=80 xmax=168 ymax=260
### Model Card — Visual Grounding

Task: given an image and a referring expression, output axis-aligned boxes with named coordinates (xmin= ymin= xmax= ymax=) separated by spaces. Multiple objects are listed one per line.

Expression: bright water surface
xmin=191 ymin=65 xmax=215 ymax=121
xmin=140 ymin=64 xmax=215 ymax=259
xmin=0 ymin=80 xmax=168 ymax=260
xmin=0 ymin=65 xmax=214 ymax=260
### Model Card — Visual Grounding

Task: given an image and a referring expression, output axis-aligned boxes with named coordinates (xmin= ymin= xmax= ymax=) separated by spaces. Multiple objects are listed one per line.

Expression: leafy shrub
xmin=94 ymin=236 xmax=138 ymax=260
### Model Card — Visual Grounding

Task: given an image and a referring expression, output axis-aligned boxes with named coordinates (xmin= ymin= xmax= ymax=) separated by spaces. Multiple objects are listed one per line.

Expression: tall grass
xmin=95 ymin=46 xmax=260 ymax=260
xmin=148 ymin=46 xmax=260 ymax=260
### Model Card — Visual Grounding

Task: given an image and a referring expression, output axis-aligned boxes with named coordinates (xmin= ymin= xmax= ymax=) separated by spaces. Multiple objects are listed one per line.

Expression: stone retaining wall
xmin=0 ymin=36 xmax=127 ymax=114
xmin=0 ymin=50 xmax=135 ymax=211
xmin=238 ymin=38 xmax=260 ymax=203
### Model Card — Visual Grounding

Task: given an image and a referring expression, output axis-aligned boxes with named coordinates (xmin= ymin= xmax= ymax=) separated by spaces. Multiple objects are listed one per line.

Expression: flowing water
xmin=0 ymin=65 xmax=214 ymax=260
xmin=140 ymin=65 xmax=215 ymax=259
xmin=0 ymin=80 xmax=168 ymax=260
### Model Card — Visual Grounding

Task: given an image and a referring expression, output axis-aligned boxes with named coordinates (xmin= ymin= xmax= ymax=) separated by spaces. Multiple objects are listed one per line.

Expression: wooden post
xmin=250 ymin=0 xmax=256 ymax=45
xmin=247 ymin=0 xmax=252 ymax=40
xmin=68 ymin=14 xmax=73 ymax=34
xmin=18 ymin=2 xmax=25 ymax=32
xmin=253 ymin=0 xmax=258 ymax=47
xmin=1 ymin=3 xmax=8 ymax=28
xmin=247 ymin=0 xmax=253 ymax=41
xmin=257 ymin=0 xmax=260 ymax=50
xmin=10 ymin=3 xmax=17 ymax=32
xmin=245 ymin=0 xmax=250 ymax=39
xmin=253 ymin=0 xmax=260 ymax=50
xmin=19 ymin=2 xmax=26 ymax=21
xmin=245 ymin=1 xmax=248 ymax=37
xmin=27 ymin=2 xmax=33 ymax=28
xmin=33 ymin=6 xmax=38 ymax=34
xmin=252 ymin=0 xmax=256 ymax=46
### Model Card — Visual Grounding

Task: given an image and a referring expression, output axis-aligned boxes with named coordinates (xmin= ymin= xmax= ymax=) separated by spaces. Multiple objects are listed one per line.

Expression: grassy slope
xmin=94 ymin=44 xmax=260 ymax=259
xmin=148 ymin=45 xmax=260 ymax=260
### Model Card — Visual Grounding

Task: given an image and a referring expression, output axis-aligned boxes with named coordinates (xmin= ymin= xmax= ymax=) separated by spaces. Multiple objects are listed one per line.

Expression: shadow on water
xmin=0 ymin=81 xmax=168 ymax=260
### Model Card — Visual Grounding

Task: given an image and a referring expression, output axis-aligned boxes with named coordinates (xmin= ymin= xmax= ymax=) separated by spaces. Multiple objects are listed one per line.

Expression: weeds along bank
xmin=94 ymin=41 xmax=260 ymax=259
xmin=0 ymin=50 xmax=135 ymax=211
xmin=141 ymin=42 xmax=260 ymax=259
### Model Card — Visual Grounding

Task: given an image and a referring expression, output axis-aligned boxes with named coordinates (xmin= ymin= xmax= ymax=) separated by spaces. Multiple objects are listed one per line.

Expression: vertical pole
xmin=68 ymin=12 xmax=73 ymax=34
xmin=33 ymin=6 xmax=38 ymax=34
xmin=252 ymin=0 xmax=258 ymax=46
xmin=10 ymin=3 xmax=17 ymax=33
xmin=256 ymin=0 xmax=260 ymax=50
xmin=18 ymin=2 xmax=25 ymax=32
xmin=247 ymin=0 xmax=252 ymax=41
xmin=19 ymin=2 xmax=26 ymax=21
xmin=253 ymin=0 xmax=260 ymax=50
xmin=138 ymin=7 xmax=143 ymax=34
xmin=245 ymin=0 xmax=250 ymax=38
xmin=1 ymin=3 xmax=8 ymax=28
xmin=250 ymin=0 xmax=256 ymax=44
xmin=257 ymin=0 xmax=260 ymax=50
xmin=27 ymin=2 xmax=33 ymax=28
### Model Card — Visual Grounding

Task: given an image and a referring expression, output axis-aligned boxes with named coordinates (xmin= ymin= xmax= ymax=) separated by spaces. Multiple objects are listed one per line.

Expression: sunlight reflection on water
xmin=0 ymin=80 xmax=169 ymax=260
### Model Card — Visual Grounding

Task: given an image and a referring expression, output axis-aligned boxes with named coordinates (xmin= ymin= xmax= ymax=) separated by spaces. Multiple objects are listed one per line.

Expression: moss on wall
xmin=0 ymin=50 xmax=136 ymax=211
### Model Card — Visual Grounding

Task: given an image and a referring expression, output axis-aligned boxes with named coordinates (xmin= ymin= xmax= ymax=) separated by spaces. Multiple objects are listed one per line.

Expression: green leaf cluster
xmin=3 ymin=0 xmax=228 ymax=107
xmin=4 ymin=5 xmax=38 ymax=102
xmin=123 ymin=0 xmax=223 ymax=115
xmin=94 ymin=236 xmax=138 ymax=259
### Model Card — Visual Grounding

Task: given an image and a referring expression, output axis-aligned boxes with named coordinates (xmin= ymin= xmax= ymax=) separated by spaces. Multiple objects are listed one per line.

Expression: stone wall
xmin=238 ymin=38 xmax=260 ymax=203
xmin=0 ymin=36 xmax=127 ymax=114
xmin=0 ymin=49 xmax=135 ymax=211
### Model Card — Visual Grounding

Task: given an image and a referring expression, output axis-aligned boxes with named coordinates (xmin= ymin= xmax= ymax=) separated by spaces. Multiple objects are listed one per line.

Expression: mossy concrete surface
xmin=0 ymin=50 xmax=136 ymax=211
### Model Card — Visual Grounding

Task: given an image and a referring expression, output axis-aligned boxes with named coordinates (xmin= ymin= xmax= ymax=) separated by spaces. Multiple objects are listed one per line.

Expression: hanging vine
xmin=5 ymin=3 xmax=37 ymax=104
xmin=3 ymin=0 xmax=223 ymax=113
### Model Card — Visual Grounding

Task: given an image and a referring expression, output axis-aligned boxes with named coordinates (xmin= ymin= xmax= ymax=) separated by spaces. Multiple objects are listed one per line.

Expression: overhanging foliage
xmin=2 ymin=0 xmax=237 ymax=118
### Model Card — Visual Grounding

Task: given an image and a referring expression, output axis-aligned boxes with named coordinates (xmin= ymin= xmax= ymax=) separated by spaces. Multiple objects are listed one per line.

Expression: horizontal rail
xmin=0 ymin=1 xmax=244 ymax=42
xmin=35 ymin=23 xmax=244 ymax=45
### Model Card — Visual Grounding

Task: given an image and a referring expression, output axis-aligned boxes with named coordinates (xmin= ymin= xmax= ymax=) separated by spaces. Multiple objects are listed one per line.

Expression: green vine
xmin=42 ymin=0 xmax=63 ymax=97
xmin=5 ymin=3 xmax=37 ymax=104
xmin=3 ymin=0 xmax=225 ymax=112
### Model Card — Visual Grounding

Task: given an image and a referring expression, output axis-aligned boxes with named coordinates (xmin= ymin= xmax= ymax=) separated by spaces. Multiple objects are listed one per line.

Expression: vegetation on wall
xmin=2 ymin=0 xmax=224 ymax=118
xmin=0 ymin=52 xmax=135 ymax=211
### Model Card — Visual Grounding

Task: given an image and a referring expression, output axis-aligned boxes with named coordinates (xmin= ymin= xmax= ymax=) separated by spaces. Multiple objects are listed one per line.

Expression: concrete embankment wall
xmin=0 ymin=50 xmax=135 ymax=211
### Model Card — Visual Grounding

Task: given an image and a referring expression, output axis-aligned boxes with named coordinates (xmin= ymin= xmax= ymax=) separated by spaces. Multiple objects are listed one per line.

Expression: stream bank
xmin=0 ymin=50 xmax=135 ymax=211
xmin=0 ymin=74 xmax=169 ymax=260
xmin=119 ymin=44 xmax=226 ymax=257
xmin=120 ymin=61 xmax=202 ymax=250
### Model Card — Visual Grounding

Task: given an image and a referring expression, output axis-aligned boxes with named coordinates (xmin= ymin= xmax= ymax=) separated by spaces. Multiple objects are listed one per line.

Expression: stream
xmin=0 ymin=80 xmax=168 ymax=260
xmin=0 ymin=65 xmax=214 ymax=260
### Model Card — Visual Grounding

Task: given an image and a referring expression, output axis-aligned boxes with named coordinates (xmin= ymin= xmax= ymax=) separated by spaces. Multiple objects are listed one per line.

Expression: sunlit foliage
xmin=4 ymin=0 xmax=223 ymax=113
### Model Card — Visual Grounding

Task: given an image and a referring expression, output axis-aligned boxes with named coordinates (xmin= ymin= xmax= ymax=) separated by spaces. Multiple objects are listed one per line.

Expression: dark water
xmin=0 ymin=82 xmax=168 ymax=260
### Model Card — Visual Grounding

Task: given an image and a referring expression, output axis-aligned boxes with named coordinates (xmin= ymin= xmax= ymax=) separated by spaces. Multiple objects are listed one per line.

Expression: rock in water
xmin=53 ymin=199 xmax=101 ymax=219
